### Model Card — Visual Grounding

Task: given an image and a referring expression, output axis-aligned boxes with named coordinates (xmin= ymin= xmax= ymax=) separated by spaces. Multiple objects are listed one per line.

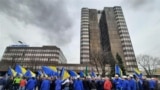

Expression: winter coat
xmin=40 ymin=79 xmax=50 ymax=90
xmin=104 ymin=80 xmax=112 ymax=90
xmin=26 ymin=78 xmax=36 ymax=90
xmin=73 ymin=79 xmax=84 ymax=90
xmin=55 ymin=78 xmax=62 ymax=90
xmin=128 ymin=79 xmax=136 ymax=90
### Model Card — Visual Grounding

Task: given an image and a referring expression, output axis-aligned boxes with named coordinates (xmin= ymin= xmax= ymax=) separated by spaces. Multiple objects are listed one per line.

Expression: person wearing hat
xmin=128 ymin=75 xmax=136 ymax=90
xmin=121 ymin=76 xmax=130 ymax=90
xmin=113 ymin=74 xmax=122 ymax=90
xmin=73 ymin=75 xmax=84 ymax=90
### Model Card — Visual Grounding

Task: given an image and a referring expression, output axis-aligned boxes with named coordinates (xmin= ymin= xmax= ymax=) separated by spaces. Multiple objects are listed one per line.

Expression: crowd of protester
xmin=0 ymin=74 xmax=159 ymax=90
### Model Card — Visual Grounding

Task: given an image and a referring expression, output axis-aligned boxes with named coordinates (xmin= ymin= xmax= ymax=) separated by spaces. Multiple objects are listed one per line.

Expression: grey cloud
xmin=121 ymin=0 xmax=154 ymax=9
xmin=0 ymin=0 xmax=72 ymax=45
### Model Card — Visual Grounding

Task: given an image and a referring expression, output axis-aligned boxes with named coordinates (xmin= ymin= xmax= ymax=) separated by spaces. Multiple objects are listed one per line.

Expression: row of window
xmin=81 ymin=46 xmax=89 ymax=49
xmin=81 ymin=25 xmax=89 ymax=28
xmin=24 ymin=53 xmax=58 ymax=57
xmin=119 ymin=30 xmax=128 ymax=33
xmin=81 ymin=38 xmax=89 ymax=41
xmin=81 ymin=14 xmax=89 ymax=17
xmin=125 ymin=56 xmax=136 ymax=61
xmin=81 ymin=54 xmax=90 ymax=58
xmin=126 ymin=62 xmax=137 ymax=66
xmin=123 ymin=47 xmax=133 ymax=51
xmin=9 ymin=49 xmax=59 ymax=53
xmin=121 ymin=42 xmax=132 ymax=46
xmin=81 ymin=19 xmax=89 ymax=22
xmin=118 ymin=26 xmax=127 ymax=30
xmin=117 ymin=22 xmax=126 ymax=26
xmin=81 ymin=17 xmax=89 ymax=19
xmin=127 ymin=67 xmax=135 ymax=71
xmin=81 ymin=28 xmax=89 ymax=31
xmin=81 ymin=50 xmax=89 ymax=53
xmin=120 ymin=34 xmax=129 ymax=38
xmin=81 ymin=59 xmax=90 ymax=62
xmin=124 ymin=50 xmax=134 ymax=55
xmin=2 ymin=57 xmax=59 ymax=61
xmin=81 ymin=34 xmax=89 ymax=38
xmin=81 ymin=41 xmax=89 ymax=45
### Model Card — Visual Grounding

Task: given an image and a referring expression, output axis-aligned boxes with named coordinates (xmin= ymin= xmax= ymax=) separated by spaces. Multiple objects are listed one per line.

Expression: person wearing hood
xmin=73 ymin=75 xmax=84 ymax=90
xmin=26 ymin=77 xmax=37 ymax=90
xmin=40 ymin=77 xmax=50 ymax=90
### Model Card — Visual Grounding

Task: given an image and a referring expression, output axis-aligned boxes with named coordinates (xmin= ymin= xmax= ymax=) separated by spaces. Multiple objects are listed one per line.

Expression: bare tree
xmin=136 ymin=55 xmax=160 ymax=77
xmin=90 ymin=51 xmax=115 ymax=77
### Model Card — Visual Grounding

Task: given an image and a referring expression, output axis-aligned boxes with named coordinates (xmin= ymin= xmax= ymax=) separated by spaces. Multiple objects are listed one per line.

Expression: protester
xmin=73 ymin=75 xmax=84 ymax=90
xmin=13 ymin=76 xmax=21 ymax=90
xmin=40 ymin=77 xmax=50 ymax=90
xmin=19 ymin=77 xmax=27 ymax=90
xmin=142 ymin=76 xmax=149 ymax=90
xmin=121 ymin=76 xmax=130 ymax=90
xmin=104 ymin=77 xmax=112 ymax=90
xmin=113 ymin=74 xmax=122 ymax=90
xmin=55 ymin=77 xmax=62 ymax=90
xmin=26 ymin=77 xmax=37 ymax=90
xmin=128 ymin=75 xmax=136 ymax=90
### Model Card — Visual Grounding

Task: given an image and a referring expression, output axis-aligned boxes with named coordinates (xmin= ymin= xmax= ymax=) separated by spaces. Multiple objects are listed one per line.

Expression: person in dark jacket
xmin=96 ymin=77 xmax=104 ymax=90
xmin=89 ymin=78 xmax=97 ymax=90
xmin=142 ymin=76 xmax=149 ymax=90
xmin=50 ymin=77 xmax=56 ymax=90
xmin=83 ymin=77 xmax=91 ymax=90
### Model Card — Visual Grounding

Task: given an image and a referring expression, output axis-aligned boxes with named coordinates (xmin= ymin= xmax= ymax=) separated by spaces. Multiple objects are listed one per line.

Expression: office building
xmin=80 ymin=6 xmax=138 ymax=73
xmin=0 ymin=45 xmax=67 ymax=71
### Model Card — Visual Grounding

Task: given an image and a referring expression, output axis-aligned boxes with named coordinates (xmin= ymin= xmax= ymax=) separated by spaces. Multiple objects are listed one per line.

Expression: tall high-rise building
xmin=80 ymin=6 xmax=138 ymax=73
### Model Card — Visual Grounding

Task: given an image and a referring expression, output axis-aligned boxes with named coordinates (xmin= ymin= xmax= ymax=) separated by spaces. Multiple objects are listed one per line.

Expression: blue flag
xmin=115 ymin=64 xmax=123 ymax=77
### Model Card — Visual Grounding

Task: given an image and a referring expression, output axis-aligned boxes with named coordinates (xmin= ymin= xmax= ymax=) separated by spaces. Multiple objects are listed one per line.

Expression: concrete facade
xmin=80 ymin=6 xmax=138 ymax=73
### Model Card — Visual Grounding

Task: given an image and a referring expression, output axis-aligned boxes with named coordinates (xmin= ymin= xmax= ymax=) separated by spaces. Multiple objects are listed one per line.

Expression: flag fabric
xmin=42 ymin=66 xmax=57 ymax=76
xmin=134 ymin=68 xmax=142 ymax=79
xmin=79 ymin=71 xmax=85 ymax=77
xmin=85 ymin=66 xmax=88 ymax=76
xmin=15 ymin=64 xmax=27 ymax=74
xmin=37 ymin=70 xmax=43 ymax=76
xmin=7 ymin=68 xmax=17 ymax=77
xmin=68 ymin=70 xmax=78 ymax=77
xmin=115 ymin=64 xmax=123 ymax=77
xmin=24 ymin=70 xmax=36 ymax=77
xmin=59 ymin=67 xmax=70 ymax=80
xmin=49 ymin=66 xmax=57 ymax=72
xmin=90 ymin=71 xmax=96 ymax=77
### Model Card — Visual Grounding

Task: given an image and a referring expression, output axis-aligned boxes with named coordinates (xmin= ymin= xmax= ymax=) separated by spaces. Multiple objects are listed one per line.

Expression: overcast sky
xmin=0 ymin=0 xmax=160 ymax=63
